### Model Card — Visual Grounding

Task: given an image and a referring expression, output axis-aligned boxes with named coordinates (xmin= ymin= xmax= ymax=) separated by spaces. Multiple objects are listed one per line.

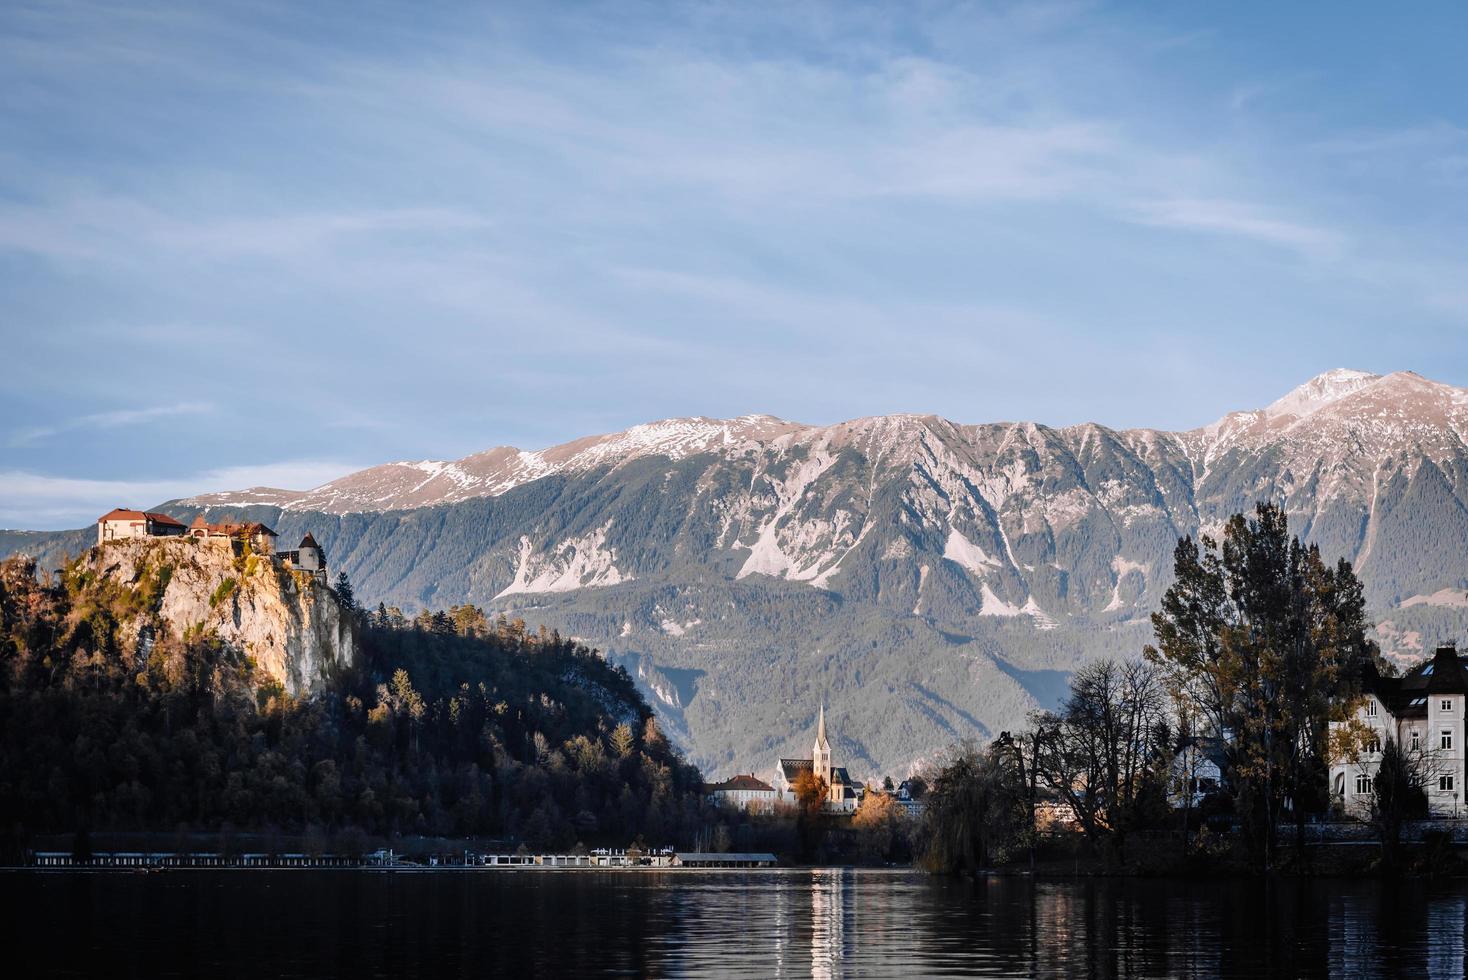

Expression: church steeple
xmin=813 ymin=703 xmax=832 ymax=790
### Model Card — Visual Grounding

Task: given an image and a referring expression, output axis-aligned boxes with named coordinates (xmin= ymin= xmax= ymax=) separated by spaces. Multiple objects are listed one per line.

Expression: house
xmin=97 ymin=508 xmax=187 ymax=545
xmin=1166 ymin=735 xmax=1227 ymax=810
xmin=773 ymin=705 xmax=858 ymax=812
xmin=707 ymin=773 xmax=777 ymax=813
xmin=1329 ymin=644 xmax=1468 ymax=818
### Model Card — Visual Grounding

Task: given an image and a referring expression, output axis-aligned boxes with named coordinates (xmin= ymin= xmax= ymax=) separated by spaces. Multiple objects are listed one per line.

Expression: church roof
xmin=779 ymin=758 xmax=813 ymax=780
xmin=709 ymin=774 xmax=775 ymax=793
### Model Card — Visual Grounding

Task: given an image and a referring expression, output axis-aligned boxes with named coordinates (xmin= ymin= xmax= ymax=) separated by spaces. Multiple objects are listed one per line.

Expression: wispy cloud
xmin=0 ymin=459 xmax=365 ymax=529
xmin=9 ymin=401 xmax=215 ymax=448
xmin=1127 ymin=198 xmax=1345 ymax=258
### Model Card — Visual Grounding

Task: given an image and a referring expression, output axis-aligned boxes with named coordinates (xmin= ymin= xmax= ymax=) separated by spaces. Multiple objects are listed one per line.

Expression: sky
xmin=3 ymin=1 xmax=1468 ymax=529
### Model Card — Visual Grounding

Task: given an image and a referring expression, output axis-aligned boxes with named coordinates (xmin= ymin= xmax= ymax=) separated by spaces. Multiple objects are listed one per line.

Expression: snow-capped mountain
xmin=186 ymin=415 xmax=804 ymax=513
xmin=17 ymin=370 xmax=1468 ymax=776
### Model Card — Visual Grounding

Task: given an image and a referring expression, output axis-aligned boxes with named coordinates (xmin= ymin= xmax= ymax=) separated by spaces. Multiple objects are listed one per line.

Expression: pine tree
xmin=1146 ymin=502 xmax=1376 ymax=869
xmin=333 ymin=571 xmax=356 ymax=613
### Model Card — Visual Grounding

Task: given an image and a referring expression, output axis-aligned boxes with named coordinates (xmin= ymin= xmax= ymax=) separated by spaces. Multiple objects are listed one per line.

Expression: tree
xmin=791 ymin=769 xmax=829 ymax=859
xmin=1146 ymin=502 xmax=1376 ymax=869
xmin=920 ymin=741 xmax=1027 ymax=875
xmin=608 ymin=723 xmax=635 ymax=758
xmin=1032 ymin=659 xmax=1168 ymax=861
xmin=333 ymin=572 xmax=356 ymax=614
xmin=852 ymin=790 xmax=903 ymax=863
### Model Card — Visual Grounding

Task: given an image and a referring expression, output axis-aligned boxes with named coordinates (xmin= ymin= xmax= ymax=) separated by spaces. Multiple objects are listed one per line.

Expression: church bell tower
xmin=813 ymin=704 xmax=832 ymax=791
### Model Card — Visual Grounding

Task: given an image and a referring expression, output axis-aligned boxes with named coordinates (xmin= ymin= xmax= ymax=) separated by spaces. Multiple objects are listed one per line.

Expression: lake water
xmin=7 ymin=868 xmax=1468 ymax=978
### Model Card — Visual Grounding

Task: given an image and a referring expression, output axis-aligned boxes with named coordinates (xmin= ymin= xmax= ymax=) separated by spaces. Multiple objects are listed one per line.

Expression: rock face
xmin=85 ymin=537 xmax=354 ymax=695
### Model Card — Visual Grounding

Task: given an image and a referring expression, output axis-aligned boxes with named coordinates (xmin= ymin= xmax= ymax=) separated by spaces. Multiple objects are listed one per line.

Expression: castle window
xmin=1366 ymin=700 xmax=1378 ymax=718
xmin=1443 ymin=730 xmax=1454 ymax=751
xmin=1444 ymin=699 xmax=1454 ymax=712
xmin=1412 ymin=731 xmax=1421 ymax=751
xmin=1367 ymin=734 xmax=1381 ymax=754
xmin=1442 ymin=775 xmax=1456 ymax=793
xmin=1355 ymin=773 xmax=1372 ymax=795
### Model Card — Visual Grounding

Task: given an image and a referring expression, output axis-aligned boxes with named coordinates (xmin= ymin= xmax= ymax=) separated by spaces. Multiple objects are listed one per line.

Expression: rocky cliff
xmin=83 ymin=537 xmax=354 ymax=696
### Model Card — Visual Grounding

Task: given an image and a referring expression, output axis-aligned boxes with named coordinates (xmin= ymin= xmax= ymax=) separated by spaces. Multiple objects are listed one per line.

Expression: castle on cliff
xmin=97 ymin=509 xmax=328 ymax=582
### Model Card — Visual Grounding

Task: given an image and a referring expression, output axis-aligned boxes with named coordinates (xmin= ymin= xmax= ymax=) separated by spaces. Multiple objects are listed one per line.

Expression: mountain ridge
xmin=9 ymin=369 xmax=1468 ymax=779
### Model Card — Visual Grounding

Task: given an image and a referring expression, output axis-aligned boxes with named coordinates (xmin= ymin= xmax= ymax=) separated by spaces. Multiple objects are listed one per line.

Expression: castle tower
xmin=813 ymin=703 xmax=831 ymax=790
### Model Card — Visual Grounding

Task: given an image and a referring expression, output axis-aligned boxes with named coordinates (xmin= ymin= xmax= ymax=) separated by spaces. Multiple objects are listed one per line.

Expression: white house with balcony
xmin=1329 ymin=644 xmax=1466 ymax=818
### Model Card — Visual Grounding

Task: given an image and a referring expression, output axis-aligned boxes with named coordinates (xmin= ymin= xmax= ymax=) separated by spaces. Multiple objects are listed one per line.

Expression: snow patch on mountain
xmin=1400 ymin=588 xmax=1468 ymax=610
xmin=495 ymin=525 xmax=630 ymax=597
xmin=943 ymin=528 xmax=1001 ymax=576
xmin=1264 ymin=368 xmax=1382 ymax=421
xmin=1104 ymin=557 xmax=1149 ymax=612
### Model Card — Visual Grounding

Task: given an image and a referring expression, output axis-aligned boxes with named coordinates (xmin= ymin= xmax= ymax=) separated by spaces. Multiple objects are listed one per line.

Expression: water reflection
xmin=7 ymin=868 xmax=1468 ymax=978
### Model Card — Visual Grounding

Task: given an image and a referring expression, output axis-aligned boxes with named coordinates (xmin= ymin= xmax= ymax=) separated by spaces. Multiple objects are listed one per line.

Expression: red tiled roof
xmin=98 ymin=508 xmax=185 ymax=528
xmin=709 ymin=774 xmax=775 ymax=793
xmin=191 ymin=519 xmax=277 ymax=537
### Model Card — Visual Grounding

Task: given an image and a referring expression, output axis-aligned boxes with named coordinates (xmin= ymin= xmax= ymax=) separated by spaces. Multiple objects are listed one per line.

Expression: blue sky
xmin=3 ymin=1 xmax=1468 ymax=528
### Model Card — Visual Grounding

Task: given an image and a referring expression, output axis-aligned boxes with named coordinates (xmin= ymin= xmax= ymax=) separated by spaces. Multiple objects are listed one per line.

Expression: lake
xmin=6 ymin=868 xmax=1468 ymax=978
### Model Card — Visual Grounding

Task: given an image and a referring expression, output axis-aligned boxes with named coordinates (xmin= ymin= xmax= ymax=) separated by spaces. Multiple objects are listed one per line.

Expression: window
xmin=1367 ymin=734 xmax=1382 ymax=754
xmin=1442 ymin=775 xmax=1456 ymax=793
xmin=1366 ymin=700 xmax=1379 ymax=718
xmin=1355 ymin=773 xmax=1372 ymax=795
xmin=1445 ymin=699 xmax=1455 ymax=712
xmin=1444 ymin=730 xmax=1455 ymax=751
xmin=1412 ymin=730 xmax=1422 ymax=751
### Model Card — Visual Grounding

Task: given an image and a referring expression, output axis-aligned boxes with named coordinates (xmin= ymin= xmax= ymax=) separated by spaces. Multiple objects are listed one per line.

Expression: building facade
xmin=188 ymin=517 xmax=279 ymax=554
xmin=707 ymin=773 xmax=777 ymax=812
xmin=1329 ymin=645 xmax=1467 ymax=818
xmin=97 ymin=509 xmax=187 ymax=544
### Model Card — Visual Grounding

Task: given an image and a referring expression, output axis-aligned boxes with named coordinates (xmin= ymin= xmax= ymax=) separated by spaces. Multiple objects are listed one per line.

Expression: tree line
xmin=0 ymin=555 xmax=713 ymax=860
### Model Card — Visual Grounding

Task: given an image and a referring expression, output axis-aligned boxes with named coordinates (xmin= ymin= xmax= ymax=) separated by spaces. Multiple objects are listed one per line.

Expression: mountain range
xmin=7 ymin=369 xmax=1468 ymax=780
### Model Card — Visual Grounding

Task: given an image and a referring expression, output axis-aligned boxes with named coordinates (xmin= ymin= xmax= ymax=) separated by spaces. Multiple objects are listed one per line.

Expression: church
xmin=773 ymin=705 xmax=857 ymax=812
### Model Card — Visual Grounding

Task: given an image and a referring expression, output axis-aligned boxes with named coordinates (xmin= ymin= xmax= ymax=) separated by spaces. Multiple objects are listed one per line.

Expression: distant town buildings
xmin=97 ymin=509 xmax=328 ymax=583
xmin=775 ymin=705 xmax=857 ymax=812
xmin=706 ymin=773 xmax=777 ymax=813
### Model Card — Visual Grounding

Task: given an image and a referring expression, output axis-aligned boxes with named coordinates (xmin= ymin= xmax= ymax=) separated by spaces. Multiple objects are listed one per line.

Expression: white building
xmin=97 ymin=508 xmax=187 ymax=545
xmin=1166 ymin=736 xmax=1226 ymax=810
xmin=1329 ymin=645 xmax=1466 ymax=818
xmin=707 ymin=774 xmax=777 ymax=813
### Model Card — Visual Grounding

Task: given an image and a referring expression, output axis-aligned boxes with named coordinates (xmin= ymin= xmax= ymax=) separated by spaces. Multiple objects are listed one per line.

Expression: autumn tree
xmin=791 ymin=769 xmax=829 ymax=859
xmin=1146 ymin=502 xmax=1376 ymax=868
xmin=852 ymin=789 xmax=905 ymax=863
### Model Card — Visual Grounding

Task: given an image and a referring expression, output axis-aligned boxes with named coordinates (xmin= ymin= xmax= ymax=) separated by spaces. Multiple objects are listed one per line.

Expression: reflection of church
xmin=774 ymin=705 xmax=857 ymax=811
